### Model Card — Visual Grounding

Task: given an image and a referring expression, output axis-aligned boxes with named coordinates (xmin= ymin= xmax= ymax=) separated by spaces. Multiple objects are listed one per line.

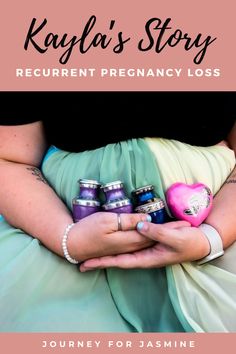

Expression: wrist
xmin=197 ymin=223 xmax=224 ymax=265
xmin=62 ymin=223 xmax=80 ymax=264
xmin=198 ymin=229 xmax=211 ymax=259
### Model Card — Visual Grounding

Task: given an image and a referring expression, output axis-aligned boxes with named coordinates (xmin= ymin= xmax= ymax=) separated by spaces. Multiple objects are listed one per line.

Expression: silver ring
xmin=117 ymin=213 xmax=122 ymax=231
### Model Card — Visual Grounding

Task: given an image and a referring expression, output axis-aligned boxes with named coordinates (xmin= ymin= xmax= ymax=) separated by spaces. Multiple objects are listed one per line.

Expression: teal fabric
xmin=0 ymin=139 xmax=186 ymax=332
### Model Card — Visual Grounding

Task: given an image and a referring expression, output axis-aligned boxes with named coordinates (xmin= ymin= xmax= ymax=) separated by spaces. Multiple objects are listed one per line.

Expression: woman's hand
xmin=68 ymin=212 xmax=155 ymax=262
xmin=79 ymin=220 xmax=211 ymax=271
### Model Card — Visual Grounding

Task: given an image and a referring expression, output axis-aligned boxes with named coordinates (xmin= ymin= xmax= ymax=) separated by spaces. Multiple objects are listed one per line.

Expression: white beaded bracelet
xmin=62 ymin=223 xmax=79 ymax=264
xmin=197 ymin=223 xmax=224 ymax=265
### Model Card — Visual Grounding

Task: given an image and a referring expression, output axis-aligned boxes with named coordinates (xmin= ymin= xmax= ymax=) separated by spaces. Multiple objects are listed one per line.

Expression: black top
xmin=0 ymin=92 xmax=235 ymax=152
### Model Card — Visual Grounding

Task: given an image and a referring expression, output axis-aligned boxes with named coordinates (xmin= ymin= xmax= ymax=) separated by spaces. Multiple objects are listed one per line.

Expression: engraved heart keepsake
xmin=166 ymin=182 xmax=213 ymax=227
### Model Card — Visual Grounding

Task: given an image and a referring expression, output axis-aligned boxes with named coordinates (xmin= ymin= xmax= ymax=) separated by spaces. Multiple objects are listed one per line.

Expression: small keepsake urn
xmin=166 ymin=182 xmax=213 ymax=227
xmin=101 ymin=181 xmax=133 ymax=213
xmin=132 ymin=184 xmax=167 ymax=224
xmin=72 ymin=179 xmax=101 ymax=222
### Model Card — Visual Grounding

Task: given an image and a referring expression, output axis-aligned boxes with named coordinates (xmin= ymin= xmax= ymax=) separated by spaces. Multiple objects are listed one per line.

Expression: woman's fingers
xmin=109 ymin=212 xmax=152 ymax=232
xmin=80 ymin=247 xmax=160 ymax=271
xmin=79 ymin=220 xmax=210 ymax=271
xmin=74 ymin=212 xmax=156 ymax=260
xmin=75 ymin=212 xmax=192 ymax=263
xmin=80 ymin=240 xmax=180 ymax=272
xmin=136 ymin=220 xmax=191 ymax=243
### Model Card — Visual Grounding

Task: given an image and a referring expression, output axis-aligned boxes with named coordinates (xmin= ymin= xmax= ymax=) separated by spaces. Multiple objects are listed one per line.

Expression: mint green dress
xmin=0 ymin=138 xmax=235 ymax=332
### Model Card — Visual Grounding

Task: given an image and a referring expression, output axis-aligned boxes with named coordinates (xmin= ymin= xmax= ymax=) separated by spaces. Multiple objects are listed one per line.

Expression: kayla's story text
xmin=24 ymin=16 xmax=217 ymax=65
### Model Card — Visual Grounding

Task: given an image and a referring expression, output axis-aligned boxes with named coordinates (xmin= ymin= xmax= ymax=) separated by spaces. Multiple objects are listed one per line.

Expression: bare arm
xmin=0 ymin=122 xmax=73 ymax=256
xmin=204 ymin=121 xmax=236 ymax=248
xmin=0 ymin=122 xmax=152 ymax=262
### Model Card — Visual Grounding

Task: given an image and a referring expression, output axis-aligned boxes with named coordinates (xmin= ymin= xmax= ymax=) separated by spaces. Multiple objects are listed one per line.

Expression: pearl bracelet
xmin=62 ymin=223 xmax=79 ymax=264
xmin=197 ymin=223 xmax=224 ymax=265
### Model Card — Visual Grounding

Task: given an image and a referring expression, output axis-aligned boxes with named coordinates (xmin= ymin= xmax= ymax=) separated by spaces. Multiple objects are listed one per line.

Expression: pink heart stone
xmin=166 ymin=182 xmax=213 ymax=227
